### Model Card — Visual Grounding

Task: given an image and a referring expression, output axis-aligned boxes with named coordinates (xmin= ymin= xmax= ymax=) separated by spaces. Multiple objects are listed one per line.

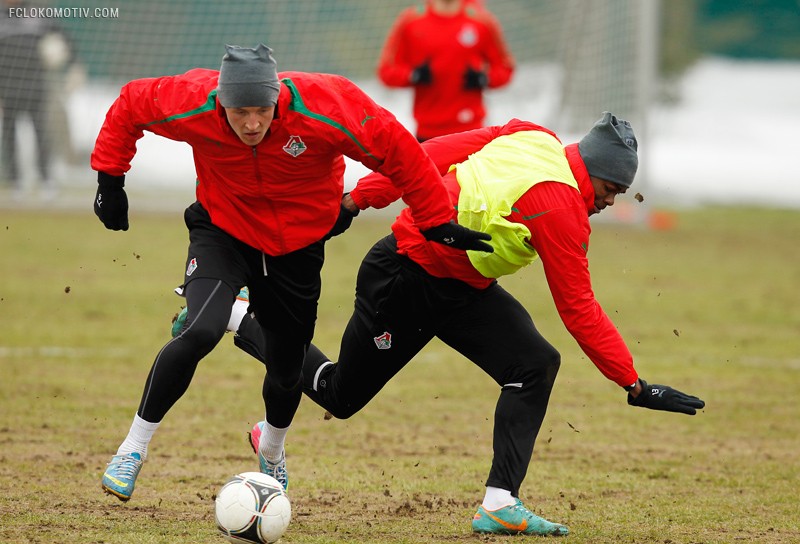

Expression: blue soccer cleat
xmin=170 ymin=307 xmax=187 ymax=338
xmin=101 ymin=452 xmax=144 ymax=502
xmin=248 ymin=420 xmax=288 ymax=490
xmin=472 ymin=498 xmax=569 ymax=536
xmin=171 ymin=287 xmax=249 ymax=337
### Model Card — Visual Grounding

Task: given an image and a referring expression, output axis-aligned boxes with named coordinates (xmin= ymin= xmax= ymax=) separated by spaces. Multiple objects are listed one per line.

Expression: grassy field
xmin=1 ymin=205 xmax=799 ymax=543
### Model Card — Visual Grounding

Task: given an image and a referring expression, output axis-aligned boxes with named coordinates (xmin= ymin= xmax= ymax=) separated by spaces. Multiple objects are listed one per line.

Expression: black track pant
xmin=138 ymin=278 xmax=234 ymax=422
xmin=234 ymin=235 xmax=561 ymax=496
xmin=138 ymin=202 xmax=322 ymax=429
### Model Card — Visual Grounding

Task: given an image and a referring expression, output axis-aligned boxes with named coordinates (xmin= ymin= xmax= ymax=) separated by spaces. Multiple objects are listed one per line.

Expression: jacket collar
xmin=565 ymin=143 xmax=596 ymax=215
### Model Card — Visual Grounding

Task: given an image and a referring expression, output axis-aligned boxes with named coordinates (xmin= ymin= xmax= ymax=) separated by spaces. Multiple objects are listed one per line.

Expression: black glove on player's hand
xmin=421 ymin=220 xmax=493 ymax=253
xmin=410 ymin=61 xmax=432 ymax=85
xmin=94 ymin=172 xmax=129 ymax=231
xmin=628 ymin=379 xmax=706 ymax=415
xmin=323 ymin=194 xmax=360 ymax=240
xmin=463 ymin=66 xmax=488 ymax=90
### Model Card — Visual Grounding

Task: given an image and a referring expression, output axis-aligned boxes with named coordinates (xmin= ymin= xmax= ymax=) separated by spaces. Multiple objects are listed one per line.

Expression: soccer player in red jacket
xmin=232 ymin=113 xmax=705 ymax=535
xmin=93 ymin=44 xmax=492 ymax=502
xmin=378 ymin=0 xmax=515 ymax=141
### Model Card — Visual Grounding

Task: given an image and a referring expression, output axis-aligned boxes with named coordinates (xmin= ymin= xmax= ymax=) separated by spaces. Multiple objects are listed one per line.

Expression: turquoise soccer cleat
xmin=472 ymin=498 xmax=569 ymax=536
xmin=101 ymin=452 xmax=144 ymax=502
xmin=248 ymin=420 xmax=288 ymax=490
xmin=170 ymin=306 xmax=187 ymax=338
xmin=171 ymin=287 xmax=249 ymax=338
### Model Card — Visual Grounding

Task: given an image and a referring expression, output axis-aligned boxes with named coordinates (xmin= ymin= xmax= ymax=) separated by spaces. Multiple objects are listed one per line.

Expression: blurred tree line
xmin=662 ymin=0 xmax=800 ymax=81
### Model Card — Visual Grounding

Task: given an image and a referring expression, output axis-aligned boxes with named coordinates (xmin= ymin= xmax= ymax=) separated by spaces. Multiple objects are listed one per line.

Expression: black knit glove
xmin=463 ymin=67 xmax=488 ymax=90
xmin=421 ymin=221 xmax=493 ymax=252
xmin=323 ymin=194 xmax=360 ymax=240
xmin=94 ymin=172 xmax=129 ymax=231
xmin=410 ymin=61 xmax=432 ymax=85
xmin=628 ymin=379 xmax=705 ymax=415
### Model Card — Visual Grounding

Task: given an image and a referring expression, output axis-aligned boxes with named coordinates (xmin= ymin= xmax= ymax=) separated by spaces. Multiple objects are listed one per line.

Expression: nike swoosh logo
xmin=485 ymin=510 xmax=528 ymax=532
xmin=522 ymin=210 xmax=551 ymax=220
xmin=104 ymin=475 xmax=129 ymax=488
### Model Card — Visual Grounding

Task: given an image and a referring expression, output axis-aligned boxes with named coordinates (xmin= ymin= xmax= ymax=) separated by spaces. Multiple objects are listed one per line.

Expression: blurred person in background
xmin=205 ymin=112 xmax=705 ymax=536
xmin=0 ymin=0 xmax=80 ymax=199
xmin=377 ymin=0 xmax=515 ymax=142
xmin=40 ymin=28 xmax=86 ymax=171
xmin=92 ymin=43 xmax=492 ymax=503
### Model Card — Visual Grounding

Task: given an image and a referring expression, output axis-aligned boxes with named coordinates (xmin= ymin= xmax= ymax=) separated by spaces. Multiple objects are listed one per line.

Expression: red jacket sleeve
xmin=519 ymin=182 xmax=639 ymax=387
xmin=473 ymin=9 xmax=515 ymax=88
xmin=376 ymin=8 xmax=418 ymax=88
xmin=351 ymin=125 xmax=501 ymax=209
xmin=351 ymin=119 xmax=551 ymax=210
xmin=329 ymin=75 xmax=453 ymax=230
xmin=91 ymin=69 xmax=214 ymax=176
xmin=91 ymin=78 xmax=158 ymax=176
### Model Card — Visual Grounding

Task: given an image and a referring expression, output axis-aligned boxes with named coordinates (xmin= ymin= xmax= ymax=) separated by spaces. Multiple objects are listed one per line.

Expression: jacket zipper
xmin=252 ymin=146 xmax=285 ymax=261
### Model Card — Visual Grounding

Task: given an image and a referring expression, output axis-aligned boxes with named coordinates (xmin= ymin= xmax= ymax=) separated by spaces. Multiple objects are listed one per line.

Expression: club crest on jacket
xmin=282 ymin=135 xmax=307 ymax=157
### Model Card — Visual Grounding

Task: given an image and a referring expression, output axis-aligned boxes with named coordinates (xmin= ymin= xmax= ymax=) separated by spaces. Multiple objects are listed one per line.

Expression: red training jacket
xmin=350 ymin=119 xmax=638 ymax=388
xmin=91 ymin=68 xmax=453 ymax=256
xmin=377 ymin=1 xmax=515 ymax=140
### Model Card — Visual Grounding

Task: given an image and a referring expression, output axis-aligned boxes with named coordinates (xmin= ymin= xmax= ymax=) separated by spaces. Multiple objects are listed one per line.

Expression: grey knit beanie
xmin=217 ymin=44 xmax=280 ymax=108
xmin=578 ymin=112 xmax=639 ymax=187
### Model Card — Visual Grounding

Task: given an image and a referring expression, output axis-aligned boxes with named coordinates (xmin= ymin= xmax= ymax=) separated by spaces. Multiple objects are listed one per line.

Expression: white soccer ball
xmin=214 ymin=472 xmax=291 ymax=543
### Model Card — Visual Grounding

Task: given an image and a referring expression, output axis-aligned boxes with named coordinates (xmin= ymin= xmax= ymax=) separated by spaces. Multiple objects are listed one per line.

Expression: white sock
xmin=116 ymin=414 xmax=160 ymax=460
xmin=482 ymin=486 xmax=516 ymax=510
xmin=259 ymin=421 xmax=289 ymax=463
xmin=227 ymin=298 xmax=249 ymax=332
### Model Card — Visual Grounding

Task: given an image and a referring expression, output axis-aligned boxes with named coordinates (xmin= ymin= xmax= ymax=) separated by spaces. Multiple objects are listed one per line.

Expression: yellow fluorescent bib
xmin=455 ymin=130 xmax=578 ymax=278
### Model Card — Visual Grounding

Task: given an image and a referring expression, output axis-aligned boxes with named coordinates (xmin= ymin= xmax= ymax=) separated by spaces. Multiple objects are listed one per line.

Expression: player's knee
xmin=270 ymin=369 xmax=303 ymax=393
xmin=177 ymin=320 xmax=226 ymax=354
xmin=544 ymin=345 xmax=561 ymax=370
xmin=540 ymin=346 xmax=561 ymax=384
xmin=514 ymin=346 xmax=561 ymax=387
xmin=324 ymin=403 xmax=359 ymax=420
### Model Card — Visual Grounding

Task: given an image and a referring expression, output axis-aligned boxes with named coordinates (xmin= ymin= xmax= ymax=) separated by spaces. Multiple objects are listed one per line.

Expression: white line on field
xmin=0 ymin=346 xmax=134 ymax=358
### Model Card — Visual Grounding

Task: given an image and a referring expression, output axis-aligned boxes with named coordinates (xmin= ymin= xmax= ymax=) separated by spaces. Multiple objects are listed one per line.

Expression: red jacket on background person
xmin=91 ymin=68 xmax=454 ymax=256
xmin=349 ymin=119 xmax=638 ymax=388
xmin=377 ymin=0 xmax=515 ymax=140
